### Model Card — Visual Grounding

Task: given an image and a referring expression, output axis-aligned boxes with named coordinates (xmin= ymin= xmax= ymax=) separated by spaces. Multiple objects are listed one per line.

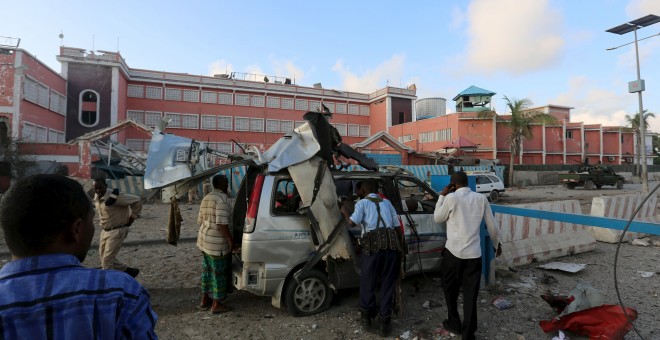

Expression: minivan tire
xmin=284 ymin=268 xmax=334 ymax=317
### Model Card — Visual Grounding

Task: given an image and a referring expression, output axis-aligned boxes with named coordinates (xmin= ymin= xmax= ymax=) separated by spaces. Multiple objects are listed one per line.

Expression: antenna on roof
xmin=58 ymin=31 xmax=64 ymax=46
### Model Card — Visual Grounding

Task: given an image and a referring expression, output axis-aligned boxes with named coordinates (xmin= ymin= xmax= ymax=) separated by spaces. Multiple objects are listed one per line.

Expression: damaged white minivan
xmin=144 ymin=111 xmax=447 ymax=316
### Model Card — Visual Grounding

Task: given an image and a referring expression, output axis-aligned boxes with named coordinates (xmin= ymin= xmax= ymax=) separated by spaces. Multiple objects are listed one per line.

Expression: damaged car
xmin=144 ymin=111 xmax=447 ymax=316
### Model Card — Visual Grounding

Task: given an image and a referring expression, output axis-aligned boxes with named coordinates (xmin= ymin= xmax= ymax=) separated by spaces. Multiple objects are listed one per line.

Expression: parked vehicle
xmin=231 ymin=166 xmax=445 ymax=316
xmin=467 ymin=171 xmax=505 ymax=202
xmin=558 ymin=165 xmax=624 ymax=190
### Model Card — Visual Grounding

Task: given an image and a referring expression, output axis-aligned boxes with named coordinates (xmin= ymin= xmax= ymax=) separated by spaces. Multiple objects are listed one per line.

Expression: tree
xmin=498 ymin=96 xmax=557 ymax=186
xmin=625 ymin=110 xmax=655 ymax=174
xmin=0 ymin=137 xmax=37 ymax=192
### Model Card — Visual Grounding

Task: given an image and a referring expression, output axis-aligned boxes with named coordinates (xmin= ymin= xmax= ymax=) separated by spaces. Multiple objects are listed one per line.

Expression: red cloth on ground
xmin=539 ymin=304 xmax=637 ymax=340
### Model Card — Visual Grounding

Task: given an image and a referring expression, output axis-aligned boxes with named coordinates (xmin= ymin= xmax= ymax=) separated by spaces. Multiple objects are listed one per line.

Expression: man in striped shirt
xmin=0 ymin=175 xmax=158 ymax=339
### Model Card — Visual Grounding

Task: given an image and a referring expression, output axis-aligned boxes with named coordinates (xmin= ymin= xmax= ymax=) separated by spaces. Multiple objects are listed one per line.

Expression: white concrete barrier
xmin=589 ymin=194 xmax=657 ymax=243
xmin=494 ymin=200 xmax=596 ymax=266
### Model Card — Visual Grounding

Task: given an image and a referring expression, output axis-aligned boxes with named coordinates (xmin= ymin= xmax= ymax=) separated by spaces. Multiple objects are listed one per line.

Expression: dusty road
xmin=1 ymin=181 xmax=659 ymax=339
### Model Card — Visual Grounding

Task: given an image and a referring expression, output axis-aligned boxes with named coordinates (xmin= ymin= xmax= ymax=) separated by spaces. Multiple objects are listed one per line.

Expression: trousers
xmin=441 ymin=248 xmax=482 ymax=340
xmin=359 ymin=249 xmax=400 ymax=318
xmin=99 ymin=227 xmax=129 ymax=270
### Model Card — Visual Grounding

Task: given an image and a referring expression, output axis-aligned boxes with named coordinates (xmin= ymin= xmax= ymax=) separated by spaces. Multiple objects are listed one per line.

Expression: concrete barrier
xmin=494 ymin=200 xmax=596 ymax=266
xmin=589 ymin=194 xmax=657 ymax=243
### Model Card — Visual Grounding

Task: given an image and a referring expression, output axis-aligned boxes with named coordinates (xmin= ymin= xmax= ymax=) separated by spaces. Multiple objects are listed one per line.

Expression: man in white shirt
xmin=433 ymin=171 xmax=502 ymax=340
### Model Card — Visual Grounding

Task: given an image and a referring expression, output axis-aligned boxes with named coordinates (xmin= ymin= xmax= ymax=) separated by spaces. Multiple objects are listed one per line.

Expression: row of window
xmin=23 ymin=77 xmax=67 ymax=115
xmin=21 ymin=122 xmax=65 ymax=143
xmin=126 ymin=110 xmax=370 ymax=137
xmin=419 ymin=128 xmax=452 ymax=144
xmin=127 ymin=85 xmax=370 ymax=115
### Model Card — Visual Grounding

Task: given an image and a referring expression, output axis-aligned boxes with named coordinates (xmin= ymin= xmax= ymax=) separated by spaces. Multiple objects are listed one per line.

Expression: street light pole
xmin=606 ymin=14 xmax=660 ymax=194
xmin=632 ymin=26 xmax=648 ymax=194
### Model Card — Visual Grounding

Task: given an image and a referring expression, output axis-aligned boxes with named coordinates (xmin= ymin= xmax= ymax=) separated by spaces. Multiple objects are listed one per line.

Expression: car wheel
xmin=284 ymin=268 xmax=333 ymax=317
xmin=585 ymin=180 xmax=595 ymax=190
xmin=596 ymin=184 xmax=602 ymax=189
xmin=489 ymin=190 xmax=499 ymax=202
xmin=616 ymin=179 xmax=624 ymax=189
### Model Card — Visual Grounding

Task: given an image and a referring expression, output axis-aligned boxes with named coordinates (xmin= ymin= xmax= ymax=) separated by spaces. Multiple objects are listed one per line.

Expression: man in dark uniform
xmin=343 ymin=179 xmax=401 ymax=337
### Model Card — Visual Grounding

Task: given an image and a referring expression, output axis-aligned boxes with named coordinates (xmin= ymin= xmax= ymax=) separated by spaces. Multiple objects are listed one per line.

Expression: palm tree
xmin=625 ymin=110 xmax=655 ymax=174
xmin=498 ymin=96 xmax=557 ymax=185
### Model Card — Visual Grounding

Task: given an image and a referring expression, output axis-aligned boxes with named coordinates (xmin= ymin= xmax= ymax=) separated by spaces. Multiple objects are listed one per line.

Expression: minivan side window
xmin=272 ymin=179 xmax=302 ymax=215
xmin=476 ymin=176 xmax=492 ymax=184
xmin=395 ymin=177 xmax=437 ymax=213
xmin=486 ymin=175 xmax=501 ymax=183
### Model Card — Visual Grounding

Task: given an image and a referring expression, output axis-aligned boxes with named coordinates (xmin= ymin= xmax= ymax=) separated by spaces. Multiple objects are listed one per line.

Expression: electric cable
xmin=613 ymin=182 xmax=660 ymax=340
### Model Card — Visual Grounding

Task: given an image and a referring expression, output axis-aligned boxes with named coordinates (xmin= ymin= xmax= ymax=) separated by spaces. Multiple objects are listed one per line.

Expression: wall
xmin=65 ymin=63 xmax=113 ymax=140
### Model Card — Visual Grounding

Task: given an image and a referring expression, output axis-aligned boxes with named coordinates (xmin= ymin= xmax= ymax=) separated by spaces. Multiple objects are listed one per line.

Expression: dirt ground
xmin=1 ymin=181 xmax=659 ymax=339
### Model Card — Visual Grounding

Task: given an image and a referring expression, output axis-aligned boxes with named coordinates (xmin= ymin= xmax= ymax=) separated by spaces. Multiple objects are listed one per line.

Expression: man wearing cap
xmin=93 ymin=177 xmax=142 ymax=277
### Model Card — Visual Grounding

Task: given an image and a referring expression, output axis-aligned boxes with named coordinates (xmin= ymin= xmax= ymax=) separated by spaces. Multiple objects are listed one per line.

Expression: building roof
xmin=452 ymin=85 xmax=496 ymax=101
xmin=442 ymin=136 xmax=478 ymax=150
xmin=352 ymin=131 xmax=414 ymax=153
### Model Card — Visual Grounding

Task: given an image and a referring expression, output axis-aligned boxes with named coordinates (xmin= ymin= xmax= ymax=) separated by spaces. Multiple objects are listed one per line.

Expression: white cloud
xmin=207 ymin=60 xmax=233 ymax=77
xmin=462 ymin=0 xmax=564 ymax=75
xmin=272 ymin=60 xmax=305 ymax=85
xmin=332 ymin=54 xmax=406 ymax=93
xmin=449 ymin=5 xmax=466 ymax=30
xmin=549 ymin=76 xmax=660 ymax=131
xmin=626 ymin=0 xmax=660 ymax=18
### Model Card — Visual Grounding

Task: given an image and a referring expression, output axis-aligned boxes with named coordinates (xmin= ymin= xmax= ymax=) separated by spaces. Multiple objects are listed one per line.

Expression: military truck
xmin=558 ymin=165 xmax=624 ymax=190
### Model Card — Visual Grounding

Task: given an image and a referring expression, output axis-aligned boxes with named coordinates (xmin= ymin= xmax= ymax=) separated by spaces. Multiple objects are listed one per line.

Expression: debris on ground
xmin=638 ymin=270 xmax=655 ymax=278
xmin=540 ymin=304 xmax=637 ymax=339
xmin=632 ymin=237 xmax=651 ymax=246
xmin=400 ymin=330 xmax=412 ymax=339
xmin=563 ymin=281 xmax=604 ymax=315
xmin=422 ymin=300 xmax=442 ymax=309
xmin=492 ymin=297 xmax=514 ymax=310
xmin=551 ymin=330 xmax=566 ymax=340
xmin=538 ymin=262 xmax=586 ymax=273
xmin=539 ymin=273 xmax=559 ymax=285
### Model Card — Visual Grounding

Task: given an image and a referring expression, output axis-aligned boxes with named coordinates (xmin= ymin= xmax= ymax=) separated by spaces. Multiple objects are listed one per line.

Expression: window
xmin=49 ymin=91 xmax=66 ymax=115
xmin=145 ymin=111 xmax=162 ymax=127
xmin=359 ymin=125 xmax=370 ymax=137
xmin=127 ymin=110 xmax=145 ymax=124
xmin=165 ymin=88 xmax=182 ymax=101
xmin=336 ymin=103 xmax=346 ymax=114
xmin=250 ymin=118 xmax=264 ymax=132
xmin=218 ymin=116 xmax=232 ymax=130
xmin=201 ymin=91 xmax=217 ymax=104
xmin=281 ymin=98 xmax=294 ymax=110
xmin=267 ymin=96 xmax=280 ymax=108
xmin=566 ymin=130 xmax=573 ymax=139
xmin=21 ymin=123 xmax=36 ymax=142
xmin=309 ymin=100 xmax=321 ymax=112
xmin=395 ymin=177 xmax=436 ymax=213
xmin=348 ymin=124 xmax=359 ymax=136
xmin=217 ymin=142 xmax=232 ymax=154
xmin=127 ymin=85 xmax=144 ymax=98
xmin=36 ymin=126 xmax=47 ymax=142
xmin=236 ymin=94 xmax=250 ymax=106
xmin=182 ymin=114 xmax=199 ymax=129
xmin=146 ymin=86 xmax=163 ymax=99
xmin=58 ymin=94 xmax=66 ymax=115
xmin=235 ymin=117 xmax=249 ymax=131
xmin=218 ymin=92 xmax=233 ymax=105
xmin=399 ymin=134 xmax=413 ymax=143
xmin=37 ymin=84 xmax=49 ymax=108
xmin=272 ymin=179 xmax=302 ymax=215
xmin=183 ymin=90 xmax=199 ymax=102
xmin=23 ymin=77 xmax=38 ymax=103
xmin=348 ymin=104 xmax=359 ymax=115
xmin=359 ymin=105 xmax=370 ymax=116
xmin=280 ymin=120 xmax=294 ymax=133
xmin=335 ymin=124 xmax=347 ymax=136
xmin=165 ymin=112 xmax=181 ymax=128
xmin=201 ymin=115 xmax=216 ymax=130
xmin=266 ymin=119 xmax=280 ymax=133
xmin=295 ymin=99 xmax=308 ymax=111
xmin=79 ymin=90 xmax=99 ymax=127
xmin=324 ymin=102 xmax=335 ymax=113
xmin=419 ymin=131 xmax=434 ymax=143
xmin=476 ymin=176 xmax=492 ymax=185
xmin=251 ymin=95 xmax=265 ymax=107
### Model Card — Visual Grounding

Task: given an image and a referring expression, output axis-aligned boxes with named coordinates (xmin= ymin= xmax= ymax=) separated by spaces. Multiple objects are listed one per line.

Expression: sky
xmin=3 ymin=0 xmax=660 ymax=131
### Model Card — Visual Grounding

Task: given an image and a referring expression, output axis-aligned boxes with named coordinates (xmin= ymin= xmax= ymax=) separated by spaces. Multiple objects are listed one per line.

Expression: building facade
xmin=0 ymin=46 xmax=650 ymax=180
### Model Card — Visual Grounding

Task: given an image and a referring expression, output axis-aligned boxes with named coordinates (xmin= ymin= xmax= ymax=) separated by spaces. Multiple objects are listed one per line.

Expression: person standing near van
xmin=93 ymin=178 xmax=142 ymax=278
xmin=196 ymin=174 xmax=234 ymax=314
xmin=433 ymin=171 xmax=502 ymax=340
xmin=343 ymin=179 xmax=401 ymax=337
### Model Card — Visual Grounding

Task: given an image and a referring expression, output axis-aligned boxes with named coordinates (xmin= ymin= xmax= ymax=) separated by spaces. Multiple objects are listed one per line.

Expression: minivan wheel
xmin=284 ymin=268 xmax=334 ymax=317
xmin=616 ymin=179 xmax=624 ymax=189
xmin=489 ymin=190 xmax=499 ymax=202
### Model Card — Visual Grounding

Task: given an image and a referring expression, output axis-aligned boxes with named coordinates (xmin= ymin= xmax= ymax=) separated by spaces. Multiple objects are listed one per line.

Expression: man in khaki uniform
xmin=196 ymin=174 xmax=234 ymax=314
xmin=93 ymin=178 xmax=142 ymax=278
